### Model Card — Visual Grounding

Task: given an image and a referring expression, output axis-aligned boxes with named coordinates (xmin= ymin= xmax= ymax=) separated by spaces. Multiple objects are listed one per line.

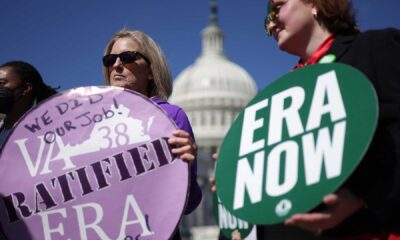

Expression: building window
xmin=201 ymin=111 xmax=206 ymax=126
xmin=191 ymin=113 xmax=197 ymax=126
xmin=210 ymin=111 xmax=216 ymax=125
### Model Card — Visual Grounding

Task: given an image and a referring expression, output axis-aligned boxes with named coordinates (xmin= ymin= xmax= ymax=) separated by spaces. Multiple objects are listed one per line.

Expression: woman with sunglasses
xmin=261 ymin=0 xmax=400 ymax=239
xmin=102 ymin=29 xmax=202 ymax=239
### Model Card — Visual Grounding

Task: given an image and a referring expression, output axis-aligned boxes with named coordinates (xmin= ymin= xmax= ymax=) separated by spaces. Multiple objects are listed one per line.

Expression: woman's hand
xmin=209 ymin=152 xmax=218 ymax=192
xmin=168 ymin=130 xmax=197 ymax=166
xmin=231 ymin=229 xmax=242 ymax=240
xmin=284 ymin=188 xmax=365 ymax=235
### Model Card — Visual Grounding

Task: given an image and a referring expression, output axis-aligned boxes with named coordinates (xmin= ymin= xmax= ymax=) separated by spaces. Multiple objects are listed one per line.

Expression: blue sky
xmin=1 ymin=0 xmax=399 ymax=92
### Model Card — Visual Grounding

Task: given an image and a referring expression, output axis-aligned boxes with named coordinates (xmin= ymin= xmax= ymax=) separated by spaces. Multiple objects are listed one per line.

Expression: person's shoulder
xmin=342 ymin=28 xmax=400 ymax=55
xmin=152 ymin=98 xmax=193 ymax=134
xmin=357 ymin=28 xmax=400 ymax=43
xmin=151 ymin=97 xmax=186 ymax=119
xmin=361 ymin=27 xmax=399 ymax=36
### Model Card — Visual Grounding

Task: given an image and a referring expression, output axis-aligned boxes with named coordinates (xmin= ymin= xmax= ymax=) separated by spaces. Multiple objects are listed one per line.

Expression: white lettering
xmin=117 ymin=194 xmax=154 ymax=238
xmin=39 ymin=208 xmax=67 ymax=240
xmin=303 ymin=121 xmax=346 ymax=185
xmin=15 ymin=136 xmax=76 ymax=177
xmin=218 ymin=201 xmax=249 ymax=229
xmin=15 ymin=136 xmax=46 ymax=177
xmin=218 ymin=203 xmax=229 ymax=228
xmin=268 ymin=87 xmax=305 ymax=145
xmin=73 ymin=203 xmax=110 ymax=240
xmin=233 ymin=151 xmax=265 ymax=210
xmin=239 ymin=99 xmax=269 ymax=157
xmin=40 ymin=137 xmax=76 ymax=175
xmin=306 ymin=71 xmax=346 ymax=131
xmin=266 ymin=141 xmax=298 ymax=196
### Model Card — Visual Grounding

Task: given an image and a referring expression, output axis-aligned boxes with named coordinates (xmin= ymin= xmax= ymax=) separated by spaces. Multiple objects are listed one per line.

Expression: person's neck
xmin=3 ymin=101 xmax=33 ymax=130
xmin=299 ymin=29 xmax=332 ymax=63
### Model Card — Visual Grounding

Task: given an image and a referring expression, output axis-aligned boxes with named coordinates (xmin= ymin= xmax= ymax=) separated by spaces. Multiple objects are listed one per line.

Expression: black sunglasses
xmin=264 ymin=2 xmax=281 ymax=36
xmin=102 ymin=51 xmax=151 ymax=67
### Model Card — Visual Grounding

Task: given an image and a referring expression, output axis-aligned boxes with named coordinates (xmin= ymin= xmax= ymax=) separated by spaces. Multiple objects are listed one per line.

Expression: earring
xmin=312 ymin=8 xmax=318 ymax=18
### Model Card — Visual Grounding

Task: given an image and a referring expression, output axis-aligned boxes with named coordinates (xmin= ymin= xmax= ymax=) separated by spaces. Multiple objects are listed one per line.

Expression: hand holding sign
xmin=285 ymin=188 xmax=365 ymax=234
xmin=215 ymin=63 xmax=378 ymax=225
xmin=169 ymin=129 xmax=197 ymax=165
xmin=209 ymin=152 xmax=218 ymax=193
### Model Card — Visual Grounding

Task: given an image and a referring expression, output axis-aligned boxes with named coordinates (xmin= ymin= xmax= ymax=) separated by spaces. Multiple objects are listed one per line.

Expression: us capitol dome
xmin=170 ymin=0 xmax=257 ymax=149
xmin=169 ymin=0 xmax=258 ymax=237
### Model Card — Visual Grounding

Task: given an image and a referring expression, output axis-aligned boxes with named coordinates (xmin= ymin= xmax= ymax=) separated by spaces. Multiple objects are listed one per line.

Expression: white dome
xmin=169 ymin=4 xmax=257 ymax=148
xmin=172 ymin=54 xmax=257 ymax=102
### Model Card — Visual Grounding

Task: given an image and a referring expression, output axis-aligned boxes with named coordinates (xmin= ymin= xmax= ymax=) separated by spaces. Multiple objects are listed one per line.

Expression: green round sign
xmin=212 ymin=192 xmax=254 ymax=239
xmin=215 ymin=63 xmax=378 ymax=224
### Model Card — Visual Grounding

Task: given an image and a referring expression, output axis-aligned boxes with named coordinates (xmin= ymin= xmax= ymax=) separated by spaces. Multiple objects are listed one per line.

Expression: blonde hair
xmin=103 ymin=29 xmax=173 ymax=100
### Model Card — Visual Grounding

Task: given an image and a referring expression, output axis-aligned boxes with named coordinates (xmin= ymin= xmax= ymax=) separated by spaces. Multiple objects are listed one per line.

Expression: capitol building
xmin=169 ymin=0 xmax=258 ymax=238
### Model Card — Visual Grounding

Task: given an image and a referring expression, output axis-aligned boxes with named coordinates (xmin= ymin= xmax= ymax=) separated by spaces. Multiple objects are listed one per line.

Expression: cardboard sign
xmin=212 ymin=192 xmax=254 ymax=239
xmin=215 ymin=63 xmax=378 ymax=224
xmin=0 ymin=86 xmax=189 ymax=239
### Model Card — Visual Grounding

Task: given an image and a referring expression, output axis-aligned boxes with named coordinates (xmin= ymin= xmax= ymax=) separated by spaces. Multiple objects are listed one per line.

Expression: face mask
xmin=0 ymin=87 xmax=16 ymax=114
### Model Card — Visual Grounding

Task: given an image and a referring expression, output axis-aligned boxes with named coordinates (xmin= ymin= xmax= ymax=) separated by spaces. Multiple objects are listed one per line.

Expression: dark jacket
xmin=324 ymin=28 xmax=400 ymax=237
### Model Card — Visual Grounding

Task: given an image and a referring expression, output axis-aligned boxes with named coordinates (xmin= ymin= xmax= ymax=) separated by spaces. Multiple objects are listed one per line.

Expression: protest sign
xmin=0 ymin=86 xmax=188 ymax=239
xmin=215 ymin=63 xmax=378 ymax=224
xmin=212 ymin=192 xmax=254 ymax=239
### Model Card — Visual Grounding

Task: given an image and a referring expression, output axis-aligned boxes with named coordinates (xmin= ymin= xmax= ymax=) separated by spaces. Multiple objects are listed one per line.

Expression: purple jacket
xmin=152 ymin=98 xmax=202 ymax=214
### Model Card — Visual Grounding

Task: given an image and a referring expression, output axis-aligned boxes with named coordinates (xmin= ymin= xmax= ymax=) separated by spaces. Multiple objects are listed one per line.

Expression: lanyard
xmin=293 ymin=34 xmax=335 ymax=70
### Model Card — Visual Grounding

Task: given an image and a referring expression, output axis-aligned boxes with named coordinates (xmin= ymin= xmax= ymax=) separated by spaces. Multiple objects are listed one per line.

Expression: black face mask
xmin=0 ymin=87 xmax=16 ymax=114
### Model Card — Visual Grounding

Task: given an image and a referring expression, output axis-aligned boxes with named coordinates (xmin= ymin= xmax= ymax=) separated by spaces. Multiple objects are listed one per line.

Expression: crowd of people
xmin=1 ymin=0 xmax=399 ymax=239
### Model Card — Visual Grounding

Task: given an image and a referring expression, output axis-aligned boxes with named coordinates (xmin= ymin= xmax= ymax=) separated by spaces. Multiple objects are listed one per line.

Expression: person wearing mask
xmin=0 ymin=61 xmax=57 ymax=146
xmin=102 ymin=29 xmax=202 ymax=239
xmin=262 ymin=0 xmax=400 ymax=239
xmin=0 ymin=60 xmax=57 ymax=239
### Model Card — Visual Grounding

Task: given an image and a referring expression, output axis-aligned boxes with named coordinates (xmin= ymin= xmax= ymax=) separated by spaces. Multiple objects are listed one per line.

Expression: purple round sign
xmin=0 ymin=86 xmax=189 ymax=239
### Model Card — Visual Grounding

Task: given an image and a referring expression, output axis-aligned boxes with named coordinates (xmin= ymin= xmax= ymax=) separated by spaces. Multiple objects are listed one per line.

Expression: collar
xmin=151 ymin=97 xmax=166 ymax=105
xmin=325 ymin=34 xmax=357 ymax=61
xmin=294 ymin=34 xmax=335 ymax=70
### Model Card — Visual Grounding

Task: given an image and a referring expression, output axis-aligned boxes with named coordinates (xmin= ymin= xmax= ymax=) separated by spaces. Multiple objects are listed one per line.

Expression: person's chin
xmin=277 ymin=35 xmax=291 ymax=52
xmin=277 ymin=39 xmax=287 ymax=51
xmin=110 ymin=82 xmax=126 ymax=88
